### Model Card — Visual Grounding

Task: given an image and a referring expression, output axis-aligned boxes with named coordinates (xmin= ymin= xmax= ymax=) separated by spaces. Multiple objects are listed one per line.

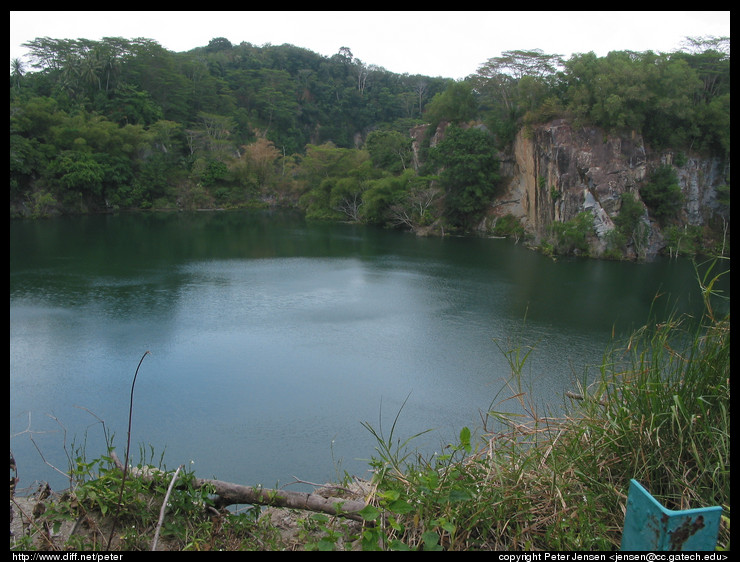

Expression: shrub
xmin=547 ymin=211 xmax=594 ymax=255
xmin=640 ymin=165 xmax=683 ymax=225
xmin=490 ymin=214 xmax=526 ymax=240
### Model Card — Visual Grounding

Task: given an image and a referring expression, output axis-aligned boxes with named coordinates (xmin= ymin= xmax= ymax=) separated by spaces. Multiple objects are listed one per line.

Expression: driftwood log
xmin=109 ymin=452 xmax=369 ymax=522
xmin=193 ymin=478 xmax=368 ymax=520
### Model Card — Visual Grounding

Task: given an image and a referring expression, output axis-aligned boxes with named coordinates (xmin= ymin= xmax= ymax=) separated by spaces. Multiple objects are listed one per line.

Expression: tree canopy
xmin=10 ymin=34 xmax=730 ymax=240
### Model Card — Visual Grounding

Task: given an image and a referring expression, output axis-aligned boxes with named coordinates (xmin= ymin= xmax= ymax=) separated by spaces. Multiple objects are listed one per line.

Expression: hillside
xmin=10 ymin=36 xmax=730 ymax=259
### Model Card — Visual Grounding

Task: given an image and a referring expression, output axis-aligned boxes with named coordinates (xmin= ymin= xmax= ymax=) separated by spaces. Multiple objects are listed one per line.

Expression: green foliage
xmin=427 ymin=125 xmax=500 ymax=229
xmin=300 ymin=513 xmax=352 ymax=551
xmin=49 ymin=150 xmax=105 ymax=194
xmin=474 ymin=49 xmax=563 ymax=147
xmin=359 ymin=173 xmax=409 ymax=224
xmin=10 ymin=37 xmax=451 ymax=214
xmin=640 ymin=165 xmax=683 ymax=225
xmin=490 ymin=213 xmax=526 ymax=240
xmin=350 ymin=260 xmax=730 ymax=551
xmin=28 ymin=452 xmax=273 ymax=551
xmin=99 ymin=83 xmax=164 ymax=126
xmin=24 ymin=190 xmax=59 ymax=218
xmin=546 ymin=211 xmax=594 ymax=256
xmin=386 ymin=174 xmax=443 ymax=231
xmin=365 ymin=129 xmax=413 ymax=173
xmin=9 ymin=32 xmax=729 ymax=243
xmin=662 ymin=225 xmax=704 ymax=258
xmin=560 ymin=42 xmax=730 ymax=154
xmin=200 ymin=160 xmax=230 ymax=187
xmin=296 ymin=144 xmax=373 ymax=220
xmin=568 ymin=259 xmax=730 ymax=512
xmin=423 ymin=81 xmax=477 ymax=127
xmin=300 ymin=178 xmax=344 ymax=221
xmin=715 ymin=183 xmax=730 ymax=208
xmin=611 ymin=192 xmax=649 ymax=256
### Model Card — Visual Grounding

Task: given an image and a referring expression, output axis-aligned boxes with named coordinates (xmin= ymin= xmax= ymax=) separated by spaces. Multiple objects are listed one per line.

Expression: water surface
xmin=10 ymin=211 xmax=725 ymax=492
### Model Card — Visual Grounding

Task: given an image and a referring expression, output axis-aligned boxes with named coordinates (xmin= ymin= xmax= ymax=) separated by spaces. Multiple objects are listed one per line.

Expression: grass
xmin=354 ymin=258 xmax=730 ymax=551
xmin=10 ymin=260 xmax=730 ymax=551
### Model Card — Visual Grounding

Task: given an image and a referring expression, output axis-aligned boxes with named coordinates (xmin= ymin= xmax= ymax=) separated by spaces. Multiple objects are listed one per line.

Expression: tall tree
xmin=10 ymin=58 xmax=25 ymax=90
xmin=428 ymin=125 xmax=500 ymax=229
xmin=365 ymin=129 xmax=413 ymax=172
xmin=475 ymin=49 xmax=563 ymax=105
xmin=236 ymin=137 xmax=281 ymax=193
xmin=423 ymin=80 xmax=476 ymax=126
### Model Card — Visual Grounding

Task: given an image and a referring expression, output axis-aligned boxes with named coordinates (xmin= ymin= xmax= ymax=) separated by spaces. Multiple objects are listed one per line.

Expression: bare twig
xmin=10 ymin=496 xmax=60 ymax=551
xmin=45 ymin=414 xmax=72 ymax=481
xmin=285 ymin=476 xmax=353 ymax=495
xmin=151 ymin=464 xmax=183 ymax=551
xmin=10 ymin=411 xmax=40 ymax=439
xmin=29 ymin=436 xmax=70 ymax=482
xmin=73 ymin=405 xmax=111 ymax=447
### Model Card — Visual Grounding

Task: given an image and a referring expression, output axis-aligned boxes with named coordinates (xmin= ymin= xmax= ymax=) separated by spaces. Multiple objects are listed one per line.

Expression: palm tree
xmin=80 ymin=50 xmax=103 ymax=92
xmin=10 ymin=58 xmax=25 ymax=90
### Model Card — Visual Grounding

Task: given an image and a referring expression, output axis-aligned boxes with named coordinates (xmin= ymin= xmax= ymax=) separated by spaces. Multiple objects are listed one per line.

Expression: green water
xmin=10 ymin=210 xmax=727 ymax=492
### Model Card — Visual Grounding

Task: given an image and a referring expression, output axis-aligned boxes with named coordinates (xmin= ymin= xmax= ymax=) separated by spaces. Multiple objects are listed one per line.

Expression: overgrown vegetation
xmin=11 ymin=450 xmax=281 ymax=551
xmin=540 ymin=211 xmax=595 ymax=257
xmin=640 ymin=165 xmax=684 ymax=226
xmin=489 ymin=213 xmax=527 ymax=242
xmin=606 ymin=192 xmax=650 ymax=259
xmin=11 ymin=261 xmax=729 ymax=551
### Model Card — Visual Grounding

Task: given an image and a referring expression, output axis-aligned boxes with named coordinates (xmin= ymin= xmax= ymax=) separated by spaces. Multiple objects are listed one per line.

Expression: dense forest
xmin=9 ymin=35 xmax=730 ymax=247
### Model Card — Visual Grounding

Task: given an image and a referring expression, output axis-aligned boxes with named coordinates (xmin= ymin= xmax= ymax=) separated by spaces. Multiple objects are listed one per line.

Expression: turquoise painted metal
xmin=621 ymin=479 xmax=722 ymax=551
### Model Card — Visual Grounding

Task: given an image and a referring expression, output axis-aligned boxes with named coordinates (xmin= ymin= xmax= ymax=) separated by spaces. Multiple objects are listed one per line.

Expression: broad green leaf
xmin=388 ymin=499 xmax=415 ymax=514
xmin=389 ymin=539 xmax=412 ymax=551
xmin=359 ymin=504 xmax=380 ymax=521
xmin=421 ymin=531 xmax=443 ymax=551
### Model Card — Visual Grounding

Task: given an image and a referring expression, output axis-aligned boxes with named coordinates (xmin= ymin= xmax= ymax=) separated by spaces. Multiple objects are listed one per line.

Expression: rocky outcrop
xmin=489 ymin=119 xmax=728 ymax=259
xmin=410 ymin=121 xmax=449 ymax=170
xmin=408 ymin=118 xmax=727 ymax=259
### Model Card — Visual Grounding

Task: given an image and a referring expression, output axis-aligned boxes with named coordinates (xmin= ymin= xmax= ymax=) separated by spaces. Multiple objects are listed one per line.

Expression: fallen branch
xmin=195 ymin=478 xmax=368 ymax=521
xmin=110 ymin=452 xmax=369 ymax=523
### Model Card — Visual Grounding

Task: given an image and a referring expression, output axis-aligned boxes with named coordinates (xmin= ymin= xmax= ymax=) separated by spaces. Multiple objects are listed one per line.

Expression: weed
xmin=353 ymin=259 xmax=729 ymax=550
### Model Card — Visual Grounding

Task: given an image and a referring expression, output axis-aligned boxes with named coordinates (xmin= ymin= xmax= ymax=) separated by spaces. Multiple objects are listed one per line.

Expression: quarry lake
xmin=10 ymin=210 xmax=729 ymax=494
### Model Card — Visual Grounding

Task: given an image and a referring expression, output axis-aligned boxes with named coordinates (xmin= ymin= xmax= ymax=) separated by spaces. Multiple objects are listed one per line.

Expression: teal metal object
xmin=621 ymin=479 xmax=722 ymax=551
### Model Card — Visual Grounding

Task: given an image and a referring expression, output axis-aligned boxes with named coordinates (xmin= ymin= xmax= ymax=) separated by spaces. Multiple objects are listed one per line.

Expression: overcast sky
xmin=10 ymin=11 xmax=730 ymax=80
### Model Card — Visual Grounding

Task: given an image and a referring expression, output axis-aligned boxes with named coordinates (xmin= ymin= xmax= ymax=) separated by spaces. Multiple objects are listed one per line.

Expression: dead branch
xmin=194 ymin=478 xmax=368 ymax=521
xmin=109 ymin=452 xmax=369 ymax=523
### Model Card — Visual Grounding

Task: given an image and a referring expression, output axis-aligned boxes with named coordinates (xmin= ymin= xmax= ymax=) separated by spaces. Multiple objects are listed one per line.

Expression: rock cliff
xmin=486 ymin=119 xmax=728 ymax=259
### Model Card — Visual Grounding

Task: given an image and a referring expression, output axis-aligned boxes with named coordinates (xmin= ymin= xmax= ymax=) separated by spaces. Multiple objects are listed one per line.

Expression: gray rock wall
xmin=490 ymin=119 xmax=727 ymax=258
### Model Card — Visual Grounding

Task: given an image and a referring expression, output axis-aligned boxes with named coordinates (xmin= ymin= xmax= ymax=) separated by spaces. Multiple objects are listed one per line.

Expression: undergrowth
xmin=10 ymin=259 xmax=730 ymax=551
xmin=354 ymin=258 xmax=730 ymax=551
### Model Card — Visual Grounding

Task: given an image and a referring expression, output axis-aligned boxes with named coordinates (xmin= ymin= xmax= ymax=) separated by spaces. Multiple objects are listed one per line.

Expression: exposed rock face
xmin=490 ymin=119 xmax=728 ymax=259
xmin=410 ymin=121 xmax=449 ymax=170
xmin=493 ymin=120 xmax=644 ymax=247
xmin=409 ymin=118 xmax=727 ymax=259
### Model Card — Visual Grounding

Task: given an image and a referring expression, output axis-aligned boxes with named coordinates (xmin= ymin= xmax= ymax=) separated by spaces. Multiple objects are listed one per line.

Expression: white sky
xmin=10 ymin=11 xmax=731 ymax=80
